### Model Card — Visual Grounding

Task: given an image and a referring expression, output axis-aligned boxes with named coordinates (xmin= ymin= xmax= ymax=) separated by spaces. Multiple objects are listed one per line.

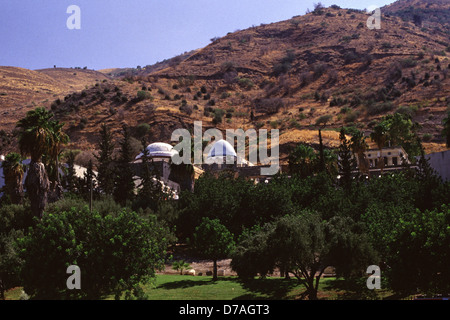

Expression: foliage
xmin=15 ymin=107 xmax=66 ymax=217
xmin=63 ymin=151 xmax=77 ymax=193
xmin=172 ymin=260 xmax=192 ymax=275
xmin=1 ymin=153 xmax=25 ymax=204
xmin=374 ymin=113 xmax=421 ymax=158
xmin=135 ymin=123 xmax=151 ymax=139
xmin=288 ymin=144 xmax=317 ymax=178
xmin=230 ymin=223 xmax=276 ymax=280
xmin=136 ymin=90 xmax=153 ymax=102
xmin=193 ymin=217 xmax=235 ymax=280
xmin=17 ymin=206 xmax=170 ymax=299
xmin=0 ymin=203 xmax=29 ymax=299
xmin=95 ymin=124 xmax=115 ymax=196
xmin=133 ymin=138 xmax=165 ymax=212
xmin=16 ymin=108 xmax=58 ymax=162
xmin=337 ymin=128 xmax=356 ymax=191
xmin=113 ymin=126 xmax=135 ymax=205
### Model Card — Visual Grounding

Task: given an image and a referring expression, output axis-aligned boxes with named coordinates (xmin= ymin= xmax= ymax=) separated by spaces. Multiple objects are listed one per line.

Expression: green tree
xmin=230 ymin=223 xmax=276 ymax=280
xmin=64 ymin=151 xmax=77 ymax=193
xmin=326 ymin=216 xmax=377 ymax=279
xmin=386 ymin=205 xmax=450 ymax=295
xmin=370 ymin=122 xmax=388 ymax=173
xmin=0 ymin=230 xmax=23 ymax=300
xmin=1 ymin=153 xmax=25 ymax=204
xmin=193 ymin=218 xmax=235 ymax=281
xmin=45 ymin=118 xmax=69 ymax=202
xmin=337 ymin=128 xmax=355 ymax=191
xmin=0 ymin=204 xmax=27 ymax=299
xmin=114 ymin=125 xmax=135 ymax=205
xmin=16 ymin=108 xmax=54 ymax=219
xmin=232 ymin=212 xmax=376 ymax=300
xmin=378 ymin=113 xmax=421 ymax=158
xmin=288 ymin=144 xmax=317 ymax=178
xmin=18 ymin=206 xmax=170 ymax=299
xmin=266 ymin=213 xmax=328 ymax=300
xmin=95 ymin=124 xmax=115 ymax=196
xmin=82 ymin=159 xmax=97 ymax=202
xmin=135 ymin=138 xmax=164 ymax=212
xmin=178 ymin=172 xmax=253 ymax=239
xmin=350 ymin=130 xmax=369 ymax=176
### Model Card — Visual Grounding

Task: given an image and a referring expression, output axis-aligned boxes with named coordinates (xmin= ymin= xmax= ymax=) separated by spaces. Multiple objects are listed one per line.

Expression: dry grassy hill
xmin=383 ymin=0 xmax=450 ymax=34
xmin=0 ymin=67 xmax=109 ymax=154
xmin=1 ymin=1 xmax=449 ymax=163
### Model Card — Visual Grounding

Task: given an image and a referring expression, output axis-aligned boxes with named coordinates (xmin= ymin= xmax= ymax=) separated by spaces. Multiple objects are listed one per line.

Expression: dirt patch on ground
xmin=158 ymin=244 xmax=335 ymax=278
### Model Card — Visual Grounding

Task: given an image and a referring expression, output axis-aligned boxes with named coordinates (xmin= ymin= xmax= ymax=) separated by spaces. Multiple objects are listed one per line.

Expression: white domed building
xmin=135 ymin=142 xmax=179 ymax=162
xmin=205 ymin=139 xmax=254 ymax=169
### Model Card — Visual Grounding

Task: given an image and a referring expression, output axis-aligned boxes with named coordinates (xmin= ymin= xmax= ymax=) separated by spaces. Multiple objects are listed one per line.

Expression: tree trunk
xmin=25 ymin=161 xmax=49 ymax=219
xmin=5 ymin=173 xmax=24 ymax=204
xmin=48 ymin=181 xmax=64 ymax=203
xmin=213 ymin=260 xmax=218 ymax=281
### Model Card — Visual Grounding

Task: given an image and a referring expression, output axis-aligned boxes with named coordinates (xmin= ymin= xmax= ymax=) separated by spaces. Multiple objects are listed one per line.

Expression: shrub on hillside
xmin=254 ymin=98 xmax=284 ymax=115
xmin=136 ymin=90 xmax=153 ymax=102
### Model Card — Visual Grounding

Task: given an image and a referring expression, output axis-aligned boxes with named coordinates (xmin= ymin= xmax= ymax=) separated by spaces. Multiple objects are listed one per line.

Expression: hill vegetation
xmin=1 ymin=2 xmax=449 ymax=161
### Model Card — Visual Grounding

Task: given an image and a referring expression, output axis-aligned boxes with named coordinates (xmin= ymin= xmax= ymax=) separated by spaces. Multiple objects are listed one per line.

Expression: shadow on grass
xmin=156 ymin=278 xmax=217 ymax=290
xmin=155 ymin=276 xmax=300 ymax=300
xmin=234 ymin=278 xmax=300 ymax=300
xmin=322 ymin=278 xmax=394 ymax=300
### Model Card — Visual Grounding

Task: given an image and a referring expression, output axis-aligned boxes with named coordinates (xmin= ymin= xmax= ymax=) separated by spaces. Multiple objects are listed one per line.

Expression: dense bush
xmin=136 ymin=90 xmax=153 ymax=102
xmin=18 ymin=206 xmax=170 ymax=299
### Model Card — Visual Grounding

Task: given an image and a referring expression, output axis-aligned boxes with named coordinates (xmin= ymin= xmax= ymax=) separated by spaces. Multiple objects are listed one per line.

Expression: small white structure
xmin=363 ymin=146 xmax=410 ymax=168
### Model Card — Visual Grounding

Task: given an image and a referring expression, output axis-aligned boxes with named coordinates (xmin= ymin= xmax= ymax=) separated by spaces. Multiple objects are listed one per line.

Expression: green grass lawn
xmin=5 ymin=275 xmax=403 ymax=300
xmin=109 ymin=275 xmax=398 ymax=300
xmin=133 ymin=275 xmax=302 ymax=300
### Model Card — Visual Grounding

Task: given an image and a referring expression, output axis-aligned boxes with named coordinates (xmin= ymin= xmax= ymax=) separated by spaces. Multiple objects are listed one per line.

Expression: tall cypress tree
xmin=338 ymin=128 xmax=355 ymax=192
xmin=137 ymin=138 xmax=163 ymax=211
xmin=95 ymin=124 xmax=115 ymax=196
xmin=114 ymin=125 xmax=135 ymax=205
xmin=64 ymin=151 xmax=77 ymax=193
xmin=416 ymin=137 xmax=440 ymax=211
xmin=83 ymin=159 xmax=96 ymax=200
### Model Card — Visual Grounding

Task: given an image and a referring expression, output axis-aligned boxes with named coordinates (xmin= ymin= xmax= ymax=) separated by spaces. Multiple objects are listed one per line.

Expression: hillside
xmin=0 ymin=67 xmax=109 ymax=127
xmin=1 ymin=2 xmax=449 ymax=163
xmin=383 ymin=0 xmax=450 ymax=34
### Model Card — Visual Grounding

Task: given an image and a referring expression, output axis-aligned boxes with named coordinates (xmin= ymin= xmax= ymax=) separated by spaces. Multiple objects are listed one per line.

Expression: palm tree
xmin=1 ymin=153 xmax=25 ymax=204
xmin=288 ymin=144 xmax=317 ymax=178
xmin=16 ymin=108 xmax=57 ymax=219
xmin=46 ymin=119 xmax=69 ymax=202
xmin=350 ymin=131 xmax=369 ymax=177
xmin=370 ymin=123 xmax=388 ymax=174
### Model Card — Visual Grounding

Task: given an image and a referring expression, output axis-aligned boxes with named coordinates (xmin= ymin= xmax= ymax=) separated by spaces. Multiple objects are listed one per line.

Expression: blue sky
xmin=0 ymin=0 xmax=395 ymax=70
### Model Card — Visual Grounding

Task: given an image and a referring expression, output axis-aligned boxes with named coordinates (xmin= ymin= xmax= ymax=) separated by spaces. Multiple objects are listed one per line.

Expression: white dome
xmin=207 ymin=139 xmax=237 ymax=158
xmin=135 ymin=142 xmax=178 ymax=159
